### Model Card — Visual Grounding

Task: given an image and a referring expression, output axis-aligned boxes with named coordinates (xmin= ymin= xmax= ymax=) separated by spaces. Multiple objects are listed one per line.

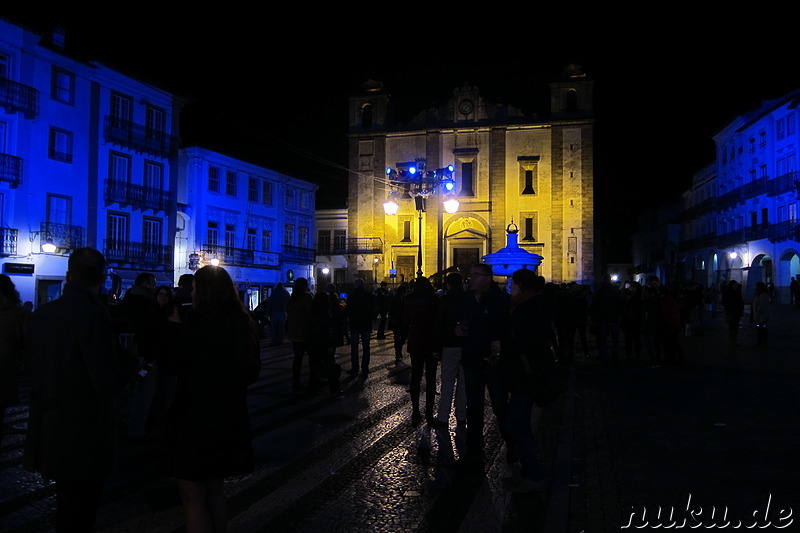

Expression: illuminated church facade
xmin=345 ymin=68 xmax=596 ymax=286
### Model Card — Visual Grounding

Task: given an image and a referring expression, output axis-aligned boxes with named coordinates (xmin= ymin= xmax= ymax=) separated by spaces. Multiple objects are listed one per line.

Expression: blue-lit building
xmin=1 ymin=19 xmax=181 ymax=306
xmin=637 ymin=88 xmax=800 ymax=302
xmin=177 ymin=147 xmax=317 ymax=308
xmin=1 ymin=19 xmax=319 ymax=308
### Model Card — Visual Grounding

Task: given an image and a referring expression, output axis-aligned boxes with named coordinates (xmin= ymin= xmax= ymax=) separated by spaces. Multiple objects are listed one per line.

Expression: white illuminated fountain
xmin=482 ymin=219 xmax=543 ymax=289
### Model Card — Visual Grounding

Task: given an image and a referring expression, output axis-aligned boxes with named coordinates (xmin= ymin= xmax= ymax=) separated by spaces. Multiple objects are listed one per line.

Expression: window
xmin=261 ymin=229 xmax=271 ymax=251
xmin=262 ymin=181 xmax=272 ymax=205
xmin=47 ymin=194 xmax=71 ymax=225
xmin=246 ymin=228 xmax=256 ymax=250
xmin=248 ymin=177 xmax=258 ymax=202
xmin=361 ymin=104 xmax=373 ymax=128
xmin=0 ymin=54 xmax=9 ymax=78
xmin=318 ymin=230 xmax=331 ymax=253
xmin=333 ymin=230 xmax=346 ymax=252
xmin=207 ymin=221 xmax=218 ymax=246
xmin=109 ymin=152 xmax=130 ymax=182
xmin=225 ymin=170 xmax=237 ymax=196
xmin=225 ymin=224 xmax=235 ymax=253
xmin=110 ymin=93 xmax=132 ymax=129
xmin=761 ymin=208 xmax=769 ymax=229
xmin=523 ymin=170 xmax=536 ymax=194
xmin=402 ymin=219 xmax=412 ymax=242
xmin=145 ymin=105 xmax=165 ymax=138
xmin=208 ymin=167 xmax=220 ymax=192
xmin=284 ymin=224 xmax=294 ymax=245
xmin=51 ymin=67 xmax=75 ymax=105
xmin=48 ymin=127 xmax=73 ymax=162
xmin=107 ymin=213 xmax=128 ymax=255
xmin=519 ymin=159 xmax=539 ymax=195
xmin=298 ymin=226 xmax=308 ymax=248
xmin=459 ymin=161 xmax=475 ymax=196
xmin=286 ymin=188 xmax=295 ymax=206
xmin=143 ymin=218 xmax=162 ymax=255
xmin=144 ymin=161 xmax=163 ymax=190
xmin=522 ymin=214 xmax=537 ymax=241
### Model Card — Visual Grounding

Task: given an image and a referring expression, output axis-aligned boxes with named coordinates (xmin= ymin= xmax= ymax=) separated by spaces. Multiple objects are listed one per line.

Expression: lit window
xmin=208 ymin=167 xmax=220 ymax=192
xmin=48 ymin=127 xmax=73 ymax=163
xmin=51 ymin=67 xmax=74 ymax=105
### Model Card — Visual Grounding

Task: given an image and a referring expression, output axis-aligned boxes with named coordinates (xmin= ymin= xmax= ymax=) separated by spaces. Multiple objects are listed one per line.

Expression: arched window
xmin=566 ymin=89 xmax=578 ymax=112
xmin=361 ymin=104 xmax=373 ymax=128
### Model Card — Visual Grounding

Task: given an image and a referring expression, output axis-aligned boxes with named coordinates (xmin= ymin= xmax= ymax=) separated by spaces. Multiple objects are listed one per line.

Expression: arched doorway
xmin=443 ymin=216 xmax=488 ymax=274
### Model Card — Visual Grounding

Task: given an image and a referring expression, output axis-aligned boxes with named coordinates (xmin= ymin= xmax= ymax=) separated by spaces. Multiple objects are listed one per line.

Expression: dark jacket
xmin=435 ymin=288 xmax=464 ymax=350
xmin=24 ymin=283 xmax=136 ymax=481
xmin=0 ymin=304 xmax=26 ymax=405
xmin=404 ymin=290 xmax=439 ymax=354
xmin=346 ymin=287 xmax=375 ymax=331
xmin=460 ymin=285 xmax=510 ymax=370
xmin=502 ymin=292 xmax=553 ymax=394
xmin=159 ymin=308 xmax=260 ymax=480
xmin=121 ymin=284 xmax=162 ymax=363
xmin=287 ymin=291 xmax=313 ymax=343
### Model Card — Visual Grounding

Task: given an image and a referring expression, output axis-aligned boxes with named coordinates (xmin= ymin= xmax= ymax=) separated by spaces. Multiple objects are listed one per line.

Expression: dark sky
xmin=3 ymin=9 xmax=799 ymax=262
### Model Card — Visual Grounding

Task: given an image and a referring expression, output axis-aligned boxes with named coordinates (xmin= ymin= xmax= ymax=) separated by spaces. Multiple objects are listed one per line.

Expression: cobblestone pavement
xmin=1 ymin=305 xmax=798 ymax=532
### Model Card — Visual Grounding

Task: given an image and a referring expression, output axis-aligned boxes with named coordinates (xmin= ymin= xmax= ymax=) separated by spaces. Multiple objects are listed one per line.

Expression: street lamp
xmin=383 ymin=160 xmax=458 ymax=278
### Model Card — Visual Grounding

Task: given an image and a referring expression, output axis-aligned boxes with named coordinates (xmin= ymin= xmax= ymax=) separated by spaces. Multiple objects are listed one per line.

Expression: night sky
xmin=3 ymin=9 xmax=799 ymax=263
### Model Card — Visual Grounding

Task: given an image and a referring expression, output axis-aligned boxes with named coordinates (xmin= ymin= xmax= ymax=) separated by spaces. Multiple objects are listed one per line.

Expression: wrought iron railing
xmin=282 ymin=245 xmax=316 ymax=264
xmin=0 ymin=77 xmax=38 ymax=118
xmin=317 ymin=237 xmax=383 ymax=255
xmin=40 ymin=222 xmax=83 ymax=252
xmin=0 ymin=227 xmax=18 ymax=256
xmin=103 ymin=117 xmax=178 ymax=158
xmin=104 ymin=179 xmax=173 ymax=212
xmin=0 ymin=153 xmax=23 ymax=188
xmin=201 ymin=244 xmax=280 ymax=269
xmin=104 ymin=240 xmax=173 ymax=266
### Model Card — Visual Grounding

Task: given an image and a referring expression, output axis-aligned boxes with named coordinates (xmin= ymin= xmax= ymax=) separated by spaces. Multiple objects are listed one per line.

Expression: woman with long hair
xmin=160 ymin=265 xmax=261 ymax=533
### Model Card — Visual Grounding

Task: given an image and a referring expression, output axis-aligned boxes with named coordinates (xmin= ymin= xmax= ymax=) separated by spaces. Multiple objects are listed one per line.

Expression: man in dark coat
xmin=121 ymin=272 xmax=161 ymax=439
xmin=24 ymin=248 xmax=136 ymax=532
xmin=346 ymin=278 xmax=375 ymax=379
xmin=375 ymin=281 xmax=390 ymax=339
xmin=460 ymin=263 xmax=512 ymax=465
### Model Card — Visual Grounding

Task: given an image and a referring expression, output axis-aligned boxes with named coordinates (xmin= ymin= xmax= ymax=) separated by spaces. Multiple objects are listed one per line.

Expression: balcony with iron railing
xmin=104 ymin=179 xmax=173 ymax=212
xmin=104 ymin=240 xmax=173 ymax=266
xmin=103 ymin=117 xmax=178 ymax=158
xmin=40 ymin=222 xmax=83 ymax=253
xmin=0 ymin=77 xmax=39 ymax=118
xmin=282 ymin=245 xmax=316 ymax=264
xmin=0 ymin=153 xmax=23 ymax=188
xmin=201 ymin=244 xmax=281 ymax=269
xmin=0 ymin=227 xmax=18 ymax=256
xmin=316 ymin=237 xmax=383 ymax=256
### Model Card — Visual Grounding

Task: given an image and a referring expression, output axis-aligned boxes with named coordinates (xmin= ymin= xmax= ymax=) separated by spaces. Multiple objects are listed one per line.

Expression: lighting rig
xmin=382 ymin=159 xmax=459 ymax=278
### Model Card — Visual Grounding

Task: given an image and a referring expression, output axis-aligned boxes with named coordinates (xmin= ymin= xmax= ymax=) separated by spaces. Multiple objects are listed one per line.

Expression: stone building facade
xmin=345 ymin=67 xmax=596 ymax=286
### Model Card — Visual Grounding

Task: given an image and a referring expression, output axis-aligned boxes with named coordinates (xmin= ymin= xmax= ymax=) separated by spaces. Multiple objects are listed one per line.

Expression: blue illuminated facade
xmin=1 ymin=19 xmax=318 ymax=308
xmin=636 ymin=88 xmax=800 ymax=302
xmin=177 ymin=147 xmax=317 ymax=307
xmin=0 ymin=20 xmax=181 ymax=306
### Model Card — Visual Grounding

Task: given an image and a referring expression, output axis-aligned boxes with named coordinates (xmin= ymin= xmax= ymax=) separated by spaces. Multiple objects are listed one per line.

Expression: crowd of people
xmin=1 ymin=246 xmax=790 ymax=530
xmin=0 ymin=248 xmax=261 ymax=532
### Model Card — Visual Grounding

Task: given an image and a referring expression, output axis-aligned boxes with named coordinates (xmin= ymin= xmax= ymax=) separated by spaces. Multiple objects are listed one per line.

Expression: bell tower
xmin=549 ymin=64 xmax=594 ymax=119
